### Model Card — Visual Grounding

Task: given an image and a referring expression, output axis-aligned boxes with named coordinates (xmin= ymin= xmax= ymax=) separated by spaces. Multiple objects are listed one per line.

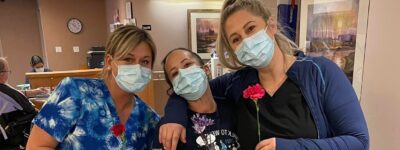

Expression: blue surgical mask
xmin=34 ymin=67 xmax=45 ymax=72
xmin=112 ymin=63 xmax=152 ymax=93
xmin=172 ymin=65 xmax=208 ymax=101
xmin=235 ymin=27 xmax=275 ymax=69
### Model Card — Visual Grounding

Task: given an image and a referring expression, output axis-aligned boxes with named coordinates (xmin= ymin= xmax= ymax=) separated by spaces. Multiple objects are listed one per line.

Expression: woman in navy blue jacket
xmin=159 ymin=0 xmax=369 ymax=149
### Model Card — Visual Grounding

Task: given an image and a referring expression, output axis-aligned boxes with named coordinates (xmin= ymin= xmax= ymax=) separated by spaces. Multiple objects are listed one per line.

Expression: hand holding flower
xmin=243 ymin=83 xmax=265 ymax=142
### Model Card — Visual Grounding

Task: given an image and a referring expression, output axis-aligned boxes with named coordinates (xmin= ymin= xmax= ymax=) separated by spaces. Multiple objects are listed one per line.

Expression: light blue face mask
xmin=34 ymin=67 xmax=45 ymax=72
xmin=172 ymin=65 xmax=208 ymax=101
xmin=113 ymin=63 xmax=152 ymax=93
xmin=235 ymin=27 xmax=275 ymax=69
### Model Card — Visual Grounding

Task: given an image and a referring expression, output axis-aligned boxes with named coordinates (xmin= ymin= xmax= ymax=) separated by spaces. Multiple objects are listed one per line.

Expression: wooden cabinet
xmin=26 ymin=69 xmax=155 ymax=109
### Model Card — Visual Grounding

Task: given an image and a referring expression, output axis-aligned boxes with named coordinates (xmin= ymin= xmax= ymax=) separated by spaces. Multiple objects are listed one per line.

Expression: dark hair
xmin=30 ymin=55 xmax=44 ymax=67
xmin=161 ymin=47 xmax=204 ymax=95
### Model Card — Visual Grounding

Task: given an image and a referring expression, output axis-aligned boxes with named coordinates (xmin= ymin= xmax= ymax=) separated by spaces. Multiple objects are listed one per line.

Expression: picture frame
xmin=297 ymin=0 xmax=369 ymax=99
xmin=187 ymin=9 xmax=220 ymax=59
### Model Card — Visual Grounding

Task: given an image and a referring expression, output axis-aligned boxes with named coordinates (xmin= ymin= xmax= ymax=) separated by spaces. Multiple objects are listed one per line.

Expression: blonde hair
xmin=102 ymin=25 xmax=157 ymax=80
xmin=217 ymin=0 xmax=297 ymax=70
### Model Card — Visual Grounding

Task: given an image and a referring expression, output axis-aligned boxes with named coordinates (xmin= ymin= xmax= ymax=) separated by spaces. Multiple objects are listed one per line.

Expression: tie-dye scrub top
xmin=32 ymin=77 xmax=160 ymax=150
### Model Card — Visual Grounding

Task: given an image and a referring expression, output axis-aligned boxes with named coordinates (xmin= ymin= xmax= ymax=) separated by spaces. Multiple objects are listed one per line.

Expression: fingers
xmin=159 ymin=126 xmax=164 ymax=144
xmin=255 ymin=141 xmax=270 ymax=150
xmin=171 ymin=129 xmax=180 ymax=150
xmin=34 ymin=88 xmax=45 ymax=94
xmin=161 ymin=126 xmax=167 ymax=149
xmin=180 ymin=128 xmax=186 ymax=143
xmin=41 ymin=87 xmax=49 ymax=93
xmin=164 ymin=126 xmax=173 ymax=150
xmin=255 ymin=138 xmax=276 ymax=150
xmin=158 ymin=123 xmax=186 ymax=150
xmin=259 ymin=145 xmax=274 ymax=150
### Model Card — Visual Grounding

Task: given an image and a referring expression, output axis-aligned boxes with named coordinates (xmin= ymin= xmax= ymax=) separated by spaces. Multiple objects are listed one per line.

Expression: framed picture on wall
xmin=187 ymin=9 xmax=220 ymax=59
xmin=297 ymin=0 xmax=370 ymax=99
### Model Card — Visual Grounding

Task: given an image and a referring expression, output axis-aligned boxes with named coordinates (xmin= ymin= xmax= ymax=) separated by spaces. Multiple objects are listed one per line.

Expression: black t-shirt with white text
xmin=154 ymin=99 xmax=240 ymax=150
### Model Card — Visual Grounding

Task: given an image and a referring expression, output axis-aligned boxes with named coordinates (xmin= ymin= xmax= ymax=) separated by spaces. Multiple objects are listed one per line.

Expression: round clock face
xmin=67 ymin=18 xmax=82 ymax=34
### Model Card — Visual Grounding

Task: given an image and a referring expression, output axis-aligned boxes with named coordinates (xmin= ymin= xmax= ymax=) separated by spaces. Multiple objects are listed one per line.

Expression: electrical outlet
xmin=73 ymin=46 xmax=79 ymax=53
xmin=55 ymin=46 xmax=62 ymax=53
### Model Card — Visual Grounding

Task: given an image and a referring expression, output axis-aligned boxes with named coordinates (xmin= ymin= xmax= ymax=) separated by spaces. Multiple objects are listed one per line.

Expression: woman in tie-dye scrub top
xmin=27 ymin=25 xmax=160 ymax=150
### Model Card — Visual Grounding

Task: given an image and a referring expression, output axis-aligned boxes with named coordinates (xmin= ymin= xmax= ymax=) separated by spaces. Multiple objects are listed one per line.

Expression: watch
xmin=67 ymin=18 xmax=83 ymax=34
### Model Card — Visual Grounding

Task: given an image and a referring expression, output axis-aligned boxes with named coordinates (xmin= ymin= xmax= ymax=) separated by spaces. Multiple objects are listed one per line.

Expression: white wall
xmin=0 ymin=0 xmax=43 ymax=86
xmin=360 ymin=0 xmax=400 ymax=149
xmin=38 ymin=0 xmax=108 ymax=71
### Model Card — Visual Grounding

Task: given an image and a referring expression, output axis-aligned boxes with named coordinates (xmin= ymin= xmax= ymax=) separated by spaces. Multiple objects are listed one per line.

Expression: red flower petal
xmin=111 ymin=124 xmax=125 ymax=137
xmin=243 ymin=84 xmax=265 ymax=101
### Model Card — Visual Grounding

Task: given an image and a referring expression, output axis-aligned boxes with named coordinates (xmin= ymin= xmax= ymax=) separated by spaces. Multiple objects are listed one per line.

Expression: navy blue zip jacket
xmin=161 ymin=52 xmax=369 ymax=150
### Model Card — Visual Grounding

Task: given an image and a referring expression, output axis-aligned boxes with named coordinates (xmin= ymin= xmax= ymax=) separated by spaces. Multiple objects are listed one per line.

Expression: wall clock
xmin=67 ymin=18 xmax=83 ymax=34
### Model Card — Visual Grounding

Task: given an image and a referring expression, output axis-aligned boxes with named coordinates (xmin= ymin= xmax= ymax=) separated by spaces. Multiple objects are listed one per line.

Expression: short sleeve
xmin=32 ymin=77 xmax=82 ymax=142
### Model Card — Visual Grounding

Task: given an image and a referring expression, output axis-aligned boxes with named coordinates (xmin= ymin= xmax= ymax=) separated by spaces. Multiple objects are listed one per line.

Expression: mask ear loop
xmin=265 ymin=23 xmax=271 ymax=35
xmin=108 ymin=55 xmax=118 ymax=79
xmin=266 ymin=18 xmax=278 ymax=42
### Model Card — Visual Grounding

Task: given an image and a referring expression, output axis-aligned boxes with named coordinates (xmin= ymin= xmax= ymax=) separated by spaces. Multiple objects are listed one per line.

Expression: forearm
xmin=27 ymin=126 xmax=58 ymax=150
xmin=24 ymin=88 xmax=45 ymax=97
xmin=276 ymin=135 xmax=368 ymax=150
xmin=161 ymin=94 xmax=188 ymax=126
xmin=24 ymin=90 xmax=34 ymax=97
xmin=26 ymin=145 xmax=56 ymax=150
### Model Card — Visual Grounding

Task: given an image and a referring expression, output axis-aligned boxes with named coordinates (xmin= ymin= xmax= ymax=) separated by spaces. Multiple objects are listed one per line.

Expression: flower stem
xmin=122 ymin=133 xmax=126 ymax=150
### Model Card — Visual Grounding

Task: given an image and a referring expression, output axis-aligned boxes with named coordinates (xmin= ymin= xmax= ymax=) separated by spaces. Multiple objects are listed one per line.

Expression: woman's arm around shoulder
xmin=159 ymin=72 xmax=236 ymax=150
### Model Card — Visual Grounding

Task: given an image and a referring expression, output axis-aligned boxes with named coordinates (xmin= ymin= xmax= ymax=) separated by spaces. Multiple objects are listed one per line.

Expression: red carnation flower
xmin=243 ymin=83 xmax=265 ymax=101
xmin=111 ymin=124 xmax=125 ymax=137
xmin=243 ymin=83 xmax=265 ymax=142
